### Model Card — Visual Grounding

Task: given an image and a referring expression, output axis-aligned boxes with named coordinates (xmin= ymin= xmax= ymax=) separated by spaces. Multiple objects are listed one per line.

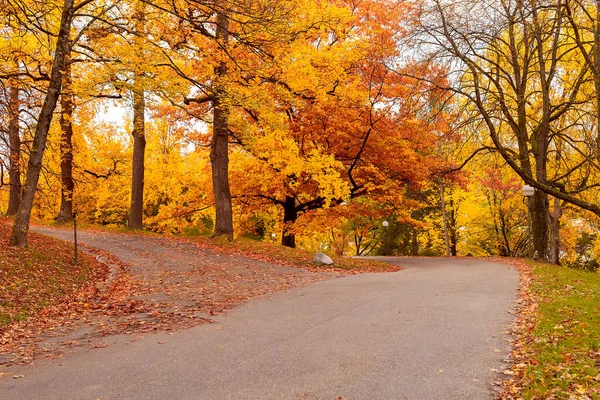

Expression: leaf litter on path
xmin=1 ymin=227 xmax=350 ymax=368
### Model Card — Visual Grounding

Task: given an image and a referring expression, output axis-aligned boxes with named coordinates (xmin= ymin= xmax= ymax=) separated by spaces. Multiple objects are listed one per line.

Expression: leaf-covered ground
xmin=2 ymin=223 xmax=400 ymax=367
xmin=44 ymin=220 xmax=400 ymax=273
xmin=500 ymin=260 xmax=600 ymax=399
xmin=187 ymin=236 xmax=399 ymax=273
xmin=0 ymin=221 xmax=104 ymax=328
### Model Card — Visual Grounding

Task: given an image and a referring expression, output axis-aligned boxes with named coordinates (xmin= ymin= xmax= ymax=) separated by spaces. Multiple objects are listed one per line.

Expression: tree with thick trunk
xmin=56 ymin=60 xmax=75 ymax=222
xmin=6 ymin=83 xmax=21 ymax=216
xmin=210 ymin=12 xmax=234 ymax=238
xmin=10 ymin=0 xmax=75 ymax=246
xmin=128 ymin=73 xmax=146 ymax=230
xmin=421 ymin=0 xmax=599 ymax=261
xmin=127 ymin=2 xmax=147 ymax=230
xmin=281 ymin=196 xmax=297 ymax=247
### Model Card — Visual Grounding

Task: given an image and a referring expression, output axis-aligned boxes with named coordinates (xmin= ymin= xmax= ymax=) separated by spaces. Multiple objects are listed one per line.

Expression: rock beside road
xmin=313 ymin=251 xmax=334 ymax=265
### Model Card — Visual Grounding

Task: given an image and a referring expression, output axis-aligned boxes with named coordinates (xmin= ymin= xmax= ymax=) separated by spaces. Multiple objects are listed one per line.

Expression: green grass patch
xmin=522 ymin=261 xmax=600 ymax=399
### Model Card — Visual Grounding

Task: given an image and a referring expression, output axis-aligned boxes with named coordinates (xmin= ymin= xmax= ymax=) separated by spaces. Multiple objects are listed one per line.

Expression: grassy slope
xmin=197 ymin=236 xmax=400 ymax=273
xmin=0 ymin=219 xmax=105 ymax=328
xmin=44 ymin=219 xmax=400 ymax=273
xmin=521 ymin=262 xmax=600 ymax=399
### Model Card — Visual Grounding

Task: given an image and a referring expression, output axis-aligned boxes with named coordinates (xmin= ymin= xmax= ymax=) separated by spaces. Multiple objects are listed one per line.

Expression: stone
xmin=313 ymin=251 xmax=334 ymax=265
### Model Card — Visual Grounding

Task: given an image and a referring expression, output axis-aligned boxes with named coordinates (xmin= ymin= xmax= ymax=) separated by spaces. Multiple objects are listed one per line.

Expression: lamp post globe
xmin=522 ymin=185 xmax=535 ymax=197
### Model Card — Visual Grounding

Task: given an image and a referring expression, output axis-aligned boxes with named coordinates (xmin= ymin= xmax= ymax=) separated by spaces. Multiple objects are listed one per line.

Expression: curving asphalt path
xmin=0 ymin=254 xmax=518 ymax=400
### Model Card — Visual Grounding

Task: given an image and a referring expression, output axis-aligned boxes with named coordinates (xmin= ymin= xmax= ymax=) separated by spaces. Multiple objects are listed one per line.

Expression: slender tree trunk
xmin=6 ymin=83 xmax=21 ymax=216
xmin=56 ymin=60 xmax=74 ymax=221
xmin=499 ymin=210 xmax=512 ymax=257
xmin=281 ymin=196 xmax=297 ymax=248
xmin=128 ymin=73 xmax=146 ymax=230
xmin=211 ymin=12 xmax=234 ymax=238
xmin=449 ymin=198 xmax=457 ymax=256
xmin=10 ymin=0 xmax=74 ymax=246
xmin=549 ymin=196 xmax=561 ymax=265
xmin=354 ymin=234 xmax=363 ymax=256
xmin=439 ymin=181 xmax=451 ymax=257
xmin=411 ymin=226 xmax=419 ymax=256
xmin=595 ymin=0 xmax=600 ymax=161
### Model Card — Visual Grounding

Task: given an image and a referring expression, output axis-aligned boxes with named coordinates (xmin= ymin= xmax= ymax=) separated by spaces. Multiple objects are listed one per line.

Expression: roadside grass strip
xmin=504 ymin=261 xmax=600 ymax=399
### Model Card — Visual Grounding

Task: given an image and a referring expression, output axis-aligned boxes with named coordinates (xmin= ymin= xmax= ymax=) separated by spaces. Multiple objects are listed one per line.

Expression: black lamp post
xmin=73 ymin=211 xmax=78 ymax=265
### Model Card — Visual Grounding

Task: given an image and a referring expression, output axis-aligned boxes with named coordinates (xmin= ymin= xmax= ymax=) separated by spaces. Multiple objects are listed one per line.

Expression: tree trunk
xmin=211 ymin=12 xmax=234 ymax=238
xmin=411 ymin=226 xmax=419 ymax=256
xmin=56 ymin=60 xmax=74 ymax=222
xmin=128 ymin=73 xmax=145 ymax=230
xmin=449 ymin=198 xmax=457 ymax=256
xmin=281 ymin=196 xmax=297 ymax=248
xmin=10 ymin=0 xmax=74 ymax=247
xmin=439 ymin=181 xmax=451 ymax=257
xmin=531 ymin=3 xmax=552 ymax=261
xmin=595 ymin=0 xmax=600 ymax=162
xmin=548 ymin=196 xmax=561 ymax=265
xmin=529 ymin=190 xmax=549 ymax=259
xmin=6 ymin=83 xmax=21 ymax=216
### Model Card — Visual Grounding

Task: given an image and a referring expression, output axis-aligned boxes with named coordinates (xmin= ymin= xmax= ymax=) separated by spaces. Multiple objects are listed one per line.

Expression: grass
xmin=0 ymin=218 xmax=105 ymax=329
xmin=520 ymin=261 xmax=600 ymax=399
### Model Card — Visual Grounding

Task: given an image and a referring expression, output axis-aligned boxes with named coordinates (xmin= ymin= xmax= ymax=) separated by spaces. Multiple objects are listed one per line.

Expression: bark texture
xmin=439 ymin=181 xmax=451 ymax=257
xmin=210 ymin=12 xmax=234 ymax=238
xmin=128 ymin=74 xmax=146 ymax=230
xmin=281 ymin=196 xmax=297 ymax=248
xmin=56 ymin=60 xmax=74 ymax=222
xmin=549 ymin=197 xmax=561 ymax=265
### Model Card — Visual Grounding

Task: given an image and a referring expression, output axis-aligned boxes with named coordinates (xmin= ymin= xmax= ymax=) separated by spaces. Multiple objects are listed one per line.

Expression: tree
xmin=7 ymin=0 xmax=119 ymax=246
xmin=55 ymin=59 xmax=75 ymax=221
xmin=128 ymin=72 xmax=146 ymax=229
xmin=209 ymin=11 xmax=233 ymax=238
xmin=128 ymin=4 xmax=147 ymax=230
xmin=5 ymin=82 xmax=21 ymax=215
xmin=9 ymin=0 xmax=77 ymax=246
xmin=420 ymin=0 xmax=600 ymax=261
xmin=225 ymin=0 xmax=448 ymax=247
xmin=157 ymin=0 xmax=355 ymax=239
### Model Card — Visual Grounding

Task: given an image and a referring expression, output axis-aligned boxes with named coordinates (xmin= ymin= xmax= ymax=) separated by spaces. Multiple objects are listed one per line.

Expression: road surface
xmin=1 ymin=240 xmax=518 ymax=399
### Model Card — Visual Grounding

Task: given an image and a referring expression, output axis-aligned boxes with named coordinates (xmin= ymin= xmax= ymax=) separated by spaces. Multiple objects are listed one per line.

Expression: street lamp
xmin=522 ymin=185 xmax=535 ymax=197
xmin=522 ymin=185 xmax=535 ymax=258
xmin=382 ymin=220 xmax=389 ymax=228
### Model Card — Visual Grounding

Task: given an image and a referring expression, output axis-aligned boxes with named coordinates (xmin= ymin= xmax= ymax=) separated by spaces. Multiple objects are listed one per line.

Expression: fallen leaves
xmin=492 ymin=258 xmax=536 ymax=400
xmin=182 ymin=235 xmax=401 ymax=274
xmin=496 ymin=258 xmax=600 ymax=399
xmin=0 ymin=221 xmax=108 ymax=330
xmin=1 ymin=225 xmax=360 ymax=367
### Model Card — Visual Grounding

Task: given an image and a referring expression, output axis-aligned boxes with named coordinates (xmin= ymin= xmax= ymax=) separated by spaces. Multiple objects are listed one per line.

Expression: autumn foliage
xmin=0 ymin=219 xmax=106 ymax=328
xmin=1 ymin=0 xmax=600 ymax=262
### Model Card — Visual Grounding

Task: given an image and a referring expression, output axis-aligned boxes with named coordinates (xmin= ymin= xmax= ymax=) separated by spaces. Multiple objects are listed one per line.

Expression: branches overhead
xmin=419 ymin=0 xmax=600 ymax=216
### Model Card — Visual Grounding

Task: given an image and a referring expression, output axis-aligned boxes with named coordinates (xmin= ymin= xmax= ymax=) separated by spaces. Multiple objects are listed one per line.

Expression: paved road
xmin=0 ymin=256 xmax=518 ymax=400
